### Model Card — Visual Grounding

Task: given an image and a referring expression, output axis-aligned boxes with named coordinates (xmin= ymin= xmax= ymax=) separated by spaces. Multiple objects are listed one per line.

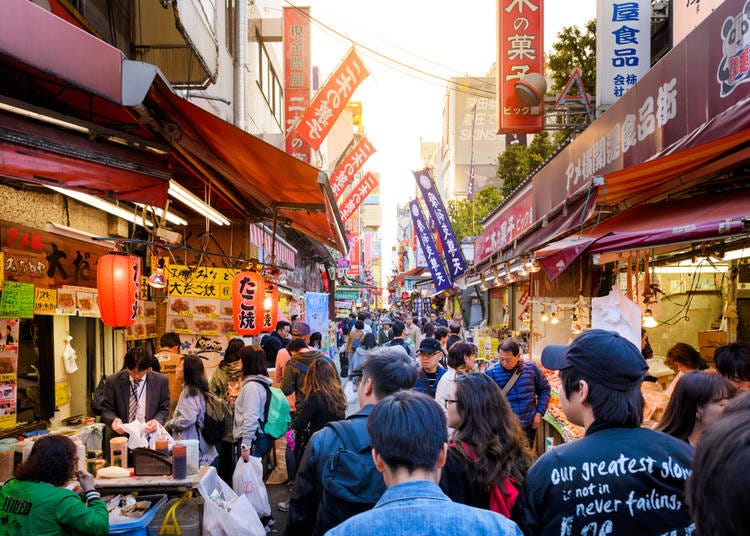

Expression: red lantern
xmin=232 ymin=271 xmax=265 ymax=336
xmin=97 ymin=253 xmax=141 ymax=328
xmin=261 ymin=282 xmax=279 ymax=333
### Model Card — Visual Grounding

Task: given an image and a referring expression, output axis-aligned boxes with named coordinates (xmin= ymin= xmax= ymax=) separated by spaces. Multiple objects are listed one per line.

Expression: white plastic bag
xmin=232 ymin=455 xmax=272 ymax=517
xmin=62 ymin=335 xmax=78 ymax=374
xmin=121 ymin=421 xmax=175 ymax=451
xmin=591 ymin=285 xmax=642 ymax=350
xmin=199 ymin=466 xmax=265 ymax=536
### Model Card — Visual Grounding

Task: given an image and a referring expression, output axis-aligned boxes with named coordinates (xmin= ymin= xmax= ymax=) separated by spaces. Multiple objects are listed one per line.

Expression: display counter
xmin=95 ymin=465 xmax=211 ymax=495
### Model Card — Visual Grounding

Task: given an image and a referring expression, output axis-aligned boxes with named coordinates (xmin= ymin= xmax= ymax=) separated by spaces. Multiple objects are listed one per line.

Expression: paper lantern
xmin=260 ymin=283 xmax=279 ymax=333
xmin=232 ymin=271 xmax=265 ymax=336
xmin=98 ymin=253 xmax=141 ymax=328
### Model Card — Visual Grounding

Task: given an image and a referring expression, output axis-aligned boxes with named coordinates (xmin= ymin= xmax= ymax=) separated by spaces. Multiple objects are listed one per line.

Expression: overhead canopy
xmin=537 ymin=191 xmax=750 ymax=280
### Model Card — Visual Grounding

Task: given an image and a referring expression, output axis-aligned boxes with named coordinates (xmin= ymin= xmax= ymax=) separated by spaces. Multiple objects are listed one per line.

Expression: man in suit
xmin=101 ymin=346 xmax=171 ymax=437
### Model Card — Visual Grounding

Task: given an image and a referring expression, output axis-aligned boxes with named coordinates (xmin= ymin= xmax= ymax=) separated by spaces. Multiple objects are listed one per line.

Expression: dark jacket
xmin=413 ymin=365 xmax=447 ymax=399
xmin=514 ymin=423 xmax=694 ymax=536
xmin=100 ymin=370 xmax=170 ymax=428
xmin=286 ymin=405 xmax=383 ymax=536
xmin=281 ymin=349 xmax=325 ymax=413
xmin=292 ymin=391 xmax=345 ymax=455
xmin=262 ymin=330 xmax=287 ymax=367
xmin=485 ymin=361 xmax=550 ymax=429
xmin=439 ymin=445 xmax=491 ymax=509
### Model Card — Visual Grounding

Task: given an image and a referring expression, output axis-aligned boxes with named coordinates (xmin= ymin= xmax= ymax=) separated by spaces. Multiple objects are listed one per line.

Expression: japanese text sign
xmin=339 ymin=172 xmax=379 ymax=222
xmin=0 ymin=281 xmax=34 ymax=318
xmin=413 ymin=169 xmax=467 ymax=278
xmin=409 ymin=200 xmax=452 ymax=293
xmin=167 ymin=265 xmax=235 ymax=299
xmin=474 ymin=187 xmax=534 ymax=264
xmin=596 ymin=0 xmax=651 ymax=108
xmin=497 ymin=0 xmax=544 ymax=133
xmin=232 ymin=271 xmax=264 ymax=336
xmin=283 ymin=6 xmax=312 ymax=163
xmin=330 ymin=136 xmax=376 ymax=199
xmin=297 ymin=48 xmax=369 ymax=150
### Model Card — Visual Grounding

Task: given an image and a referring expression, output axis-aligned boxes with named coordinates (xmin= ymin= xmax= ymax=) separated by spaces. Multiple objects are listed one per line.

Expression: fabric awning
xmin=537 ymin=191 xmax=750 ymax=280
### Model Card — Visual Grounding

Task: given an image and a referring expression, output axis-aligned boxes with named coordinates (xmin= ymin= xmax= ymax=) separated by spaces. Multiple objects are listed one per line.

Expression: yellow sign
xmin=167 ymin=265 xmax=237 ymax=299
xmin=0 ymin=252 xmax=4 ymax=291
xmin=34 ymin=287 xmax=57 ymax=315
xmin=55 ymin=380 xmax=71 ymax=407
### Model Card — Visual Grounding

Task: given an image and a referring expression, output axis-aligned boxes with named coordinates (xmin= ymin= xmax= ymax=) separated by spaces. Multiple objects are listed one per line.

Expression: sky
xmin=281 ymin=1 xmax=597 ymax=288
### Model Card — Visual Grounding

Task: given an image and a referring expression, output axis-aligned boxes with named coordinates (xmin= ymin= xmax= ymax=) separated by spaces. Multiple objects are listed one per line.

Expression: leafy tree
xmin=448 ymin=185 xmax=504 ymax=242
xmin=497 ymin=131 xmax=554 ymax=197
xmin=547 ymin=19 xmax=597 ymax=95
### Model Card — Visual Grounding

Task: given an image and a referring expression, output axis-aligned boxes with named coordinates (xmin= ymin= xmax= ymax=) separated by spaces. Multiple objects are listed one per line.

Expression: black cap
xmin=541 ymin=329 xmax=648 ymax=392
xmin=418 ymin=338 xmax=443 ymax=354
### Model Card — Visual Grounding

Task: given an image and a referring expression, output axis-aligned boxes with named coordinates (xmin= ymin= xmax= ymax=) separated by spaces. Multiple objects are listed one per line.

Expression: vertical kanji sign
xmin=283 ymin=6 xmax=312 ymax=163
xmin=497 ymin=0 xmax=544 ymax=133
xmin=338 ymin=172 xmax=379 ymax=222
xmin=330 ymin=136 xmax=376 ymax=199
xmin=409 ymin=200 xmax=452 ymax=293
xmin=296 ymin=48 xmax=369 ymax=150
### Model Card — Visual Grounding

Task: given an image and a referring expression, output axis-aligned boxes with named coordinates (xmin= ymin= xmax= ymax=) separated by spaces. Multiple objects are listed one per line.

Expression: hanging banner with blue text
xmin=409 ymin=200 xmax=452 ymax=293
xmin=413 ymin=169 xmax=468 ymax=279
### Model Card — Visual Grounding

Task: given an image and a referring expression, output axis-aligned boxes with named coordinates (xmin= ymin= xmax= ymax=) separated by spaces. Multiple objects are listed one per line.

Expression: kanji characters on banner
xmin=413 ymin=169 xmax=467 ymax=279
xmin=338 ymin=172 xmax=379 ymax=222
xmin=296 ymin=48 xmax=369 ymax=150
xmin=283 ymin=7 xmax=312 ymax=163
xmin=409 ymin=200 xmax=452 ymax=293
xmin=330 ymin=137 xmax=376 ymax=199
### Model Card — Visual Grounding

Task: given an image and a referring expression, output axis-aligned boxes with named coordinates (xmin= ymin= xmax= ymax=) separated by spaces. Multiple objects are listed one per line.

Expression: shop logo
xmin=717 ymin=0 xmax=750 ymax=97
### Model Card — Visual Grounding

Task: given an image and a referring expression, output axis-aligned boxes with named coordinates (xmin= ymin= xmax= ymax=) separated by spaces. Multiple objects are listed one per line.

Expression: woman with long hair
xmin=658 ymin=371 xmax=735 ymax=445
xmin=210 ymin=337 xmax=245 ymax=483
xmin=166 ymin=354 xmax=218 ymax=466
xmin=439 ymin=372 xmax=533 ymax=517
xmin=0 ymin=435 xmax=108 ymax=534
xmin=350 ymin=332 xmax=376 ymax=376
xmin=665 ymin=342 xmax=709 ymax=395
xmin=292 ymin=359 xmax=346 ymax=460
xmin=234 ymin=345 xmax=274 ymax=458
xmin=435 ymin=341 xmax=476 ymax=413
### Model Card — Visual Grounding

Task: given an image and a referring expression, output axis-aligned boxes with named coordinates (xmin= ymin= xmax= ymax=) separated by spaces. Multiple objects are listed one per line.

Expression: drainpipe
xmin=234 ymin=0 xmax=248 ymax=131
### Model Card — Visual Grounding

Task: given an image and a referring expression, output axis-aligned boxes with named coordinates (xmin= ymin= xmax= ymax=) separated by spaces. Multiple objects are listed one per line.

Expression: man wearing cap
xmin=413 ymin=338 xmax=447 ymax=399
xmin=514 ymin=329 xmax=694 ymax=536
xmin=377 ymin=318 xmax=393 ymax=346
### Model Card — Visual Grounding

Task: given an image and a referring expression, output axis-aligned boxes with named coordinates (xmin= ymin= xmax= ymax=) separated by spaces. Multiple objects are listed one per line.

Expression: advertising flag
xmin=409 ymin=200 xmax=451 ymax=293
xmin=338 ymin=172 xmax=379 ymax=222
xmin=283 ymin=7 xmax=312 ymax=163
xmin=330 ymin=136 xmax=376 ymax=199
xmin=297 ymin=48 xmax=369 ymax=150
xmin=413 ymin=169 xmax=467 ymax=279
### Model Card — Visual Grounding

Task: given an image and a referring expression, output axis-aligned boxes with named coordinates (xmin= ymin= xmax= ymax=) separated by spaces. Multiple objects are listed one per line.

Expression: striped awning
xmin=249 ymin=224 xmax=296 ymax=269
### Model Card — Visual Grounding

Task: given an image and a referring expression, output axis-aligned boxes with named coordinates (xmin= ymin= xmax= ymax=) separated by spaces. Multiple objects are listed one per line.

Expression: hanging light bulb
xmin=571 ymin=314 xmax=582 ymax=334
xmin=518 ymin=264 xmax=529 ymax=277
xmin=264 ymin=293 xmax=273 ymax=310
xmin=147 ymin=257 xmax=168 ymax=289
xmin=529 ymin=259 xmax=541 ymax=273
xmin=540 ymin=306 xmax=549 ymax=322
xmin=550 ymin=305 xmax=560 ymax=325
xmin=643 ymin=308 xmax=658 ymax=328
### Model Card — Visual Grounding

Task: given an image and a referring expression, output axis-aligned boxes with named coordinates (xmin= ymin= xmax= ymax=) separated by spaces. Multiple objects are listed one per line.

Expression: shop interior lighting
xmin=147 ymin=257 xmax=168 ymax=289
xmin=517 ymin=263 xmax=529 ymax=277
xmin=529 ymin=259 xmax=541 ymax=273
xmin=479 ymin=274 xmax=488 ymax=291
xmin=168 ymin=180 xmax=231 ymax=226
xmin=46 ymin=185 xmax=153 ymax=227
xmin=0 ymin=101 xmax=89 ymax=134
xmin=264 ymin=292 xmax=273 ymax=310
xmin=540 ymin=307 xmax=549 ymax=322
xmin=642 ymin=308 xmax=659 ymax=328
xmin=570 ymin=314 xmax=582 ymax=334
xmin=134 ymin=203 xmax=188 ymax=226
xmin=550 ymin=304 xmax=560 ymax=325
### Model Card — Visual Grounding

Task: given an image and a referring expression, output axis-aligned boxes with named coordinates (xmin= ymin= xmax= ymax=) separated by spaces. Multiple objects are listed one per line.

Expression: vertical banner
xmin=0 ymin=319 xmax=18 ymax=429
xmin=363 ymin=232 xmax=373 ymax=271
xmin=283 ymin=6 xmax=312 ymax=163
xmin=409 ymin=200 xmax=452 ymax=293
xmin=467 ymin=103 xmax=477 ymax=201
xmin=305 ymin=292 xmax=329 ymax=337
xmin=413 ymin=169 xmax=468 ymax=279
xmin=338 ymin=172 xmax=379 ymax=222
xmin=497 ymin=0 xmax=544 ymax=133
xmin=330 ymin=136 xmax=376 ymax=199
xmin=345 ymin=210 xmax=361 ymax=278
xmin=596 ymin=0 xmax=651 ymax=109
xmin=296 ymin=48 xmax=369 ymax=150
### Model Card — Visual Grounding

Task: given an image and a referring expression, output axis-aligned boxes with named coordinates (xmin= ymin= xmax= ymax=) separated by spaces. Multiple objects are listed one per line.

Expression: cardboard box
xmin=700 ymin=346 xmax=717 ymax=362
xmin=698 ymin=330 xmax=728 ymax=348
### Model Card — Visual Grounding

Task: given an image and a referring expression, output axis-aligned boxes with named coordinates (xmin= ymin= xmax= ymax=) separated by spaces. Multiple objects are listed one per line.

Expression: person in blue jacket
xmin=486 ymin=339 xmax=550 ymax=449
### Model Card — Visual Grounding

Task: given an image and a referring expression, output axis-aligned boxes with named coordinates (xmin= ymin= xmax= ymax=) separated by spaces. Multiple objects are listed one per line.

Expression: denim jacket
xmin=325 ymin=481 xmax=522 ymax=536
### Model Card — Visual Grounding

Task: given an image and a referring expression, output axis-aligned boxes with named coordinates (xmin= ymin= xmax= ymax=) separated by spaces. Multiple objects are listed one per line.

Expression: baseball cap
xmin=291 ymin=321 xmax=311 ymax=336
xmin=418 ymin=338 xmax=443 ymax=355
xmin=381 ymin=317 xmax=392 ymax=325
xmin=541 ymin=329 xmax=648 ymax=392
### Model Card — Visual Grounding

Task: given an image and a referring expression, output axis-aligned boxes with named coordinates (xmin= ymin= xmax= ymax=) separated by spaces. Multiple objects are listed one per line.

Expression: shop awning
xmin=537 ymin=191 xmax=750 ymax=280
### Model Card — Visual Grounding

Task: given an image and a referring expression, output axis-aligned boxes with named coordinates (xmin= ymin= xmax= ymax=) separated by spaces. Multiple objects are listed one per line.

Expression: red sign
xmin=497 ymin=0 xmax=544 ymax=133
xmin=330 ymin=136 xmax=376 ymax=199
xmin=297 ymin=48 xmax=369 ymax=150
xmin=232 ymin=271 xmax=264 ymax=336
xmin=474 ymin=187 xmax=533 ymax=263
xmin=338 ymin=172 xmax=379 ymax=222
xmin=283 ymin=6 xmax=312 ymax=163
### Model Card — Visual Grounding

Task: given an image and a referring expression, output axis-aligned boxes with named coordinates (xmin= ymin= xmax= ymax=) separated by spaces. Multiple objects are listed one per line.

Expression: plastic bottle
xmin=109 ymin=437 xmax=128 ymax=468
xmin=172 ymin=435 xmax=187 ymax=480
xmin=73 ymin=439 xmax=86 ymax=472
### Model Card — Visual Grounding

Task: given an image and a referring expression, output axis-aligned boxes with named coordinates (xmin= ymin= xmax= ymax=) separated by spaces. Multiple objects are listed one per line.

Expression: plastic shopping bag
xmin=199 ymin=466 xmax=265 ymax=536
xmin=592 ymin=285 xmax=641 ymax=349
xmin=232 ymin=455 xmax=272 ymax=517
xmin=121 ymin=421 xmax=175 ymax=451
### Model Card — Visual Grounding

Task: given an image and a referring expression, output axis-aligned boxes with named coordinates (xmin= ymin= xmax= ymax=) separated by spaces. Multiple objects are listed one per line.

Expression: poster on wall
xmin=166 ymin=297 xmax=238 ymax=338
xmin=305 ymin=292 xmax=329 ymax=337
xmin=0 ymin=319 xmax=18 ymax=429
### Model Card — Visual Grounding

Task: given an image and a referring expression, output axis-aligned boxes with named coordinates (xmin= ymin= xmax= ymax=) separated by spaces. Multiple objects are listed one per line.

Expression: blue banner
xmin=409 ymin=200 xmax=452 ymax=292
xmin=413 ymin=168 xmax=468 ymax=278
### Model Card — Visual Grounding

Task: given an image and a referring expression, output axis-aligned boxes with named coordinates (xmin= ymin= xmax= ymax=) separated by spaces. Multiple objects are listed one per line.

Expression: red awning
xmin=537 ymin=191 xmax=750 ymax=280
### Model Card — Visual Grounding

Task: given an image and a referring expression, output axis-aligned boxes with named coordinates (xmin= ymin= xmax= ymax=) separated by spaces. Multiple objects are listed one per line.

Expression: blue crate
xmin=108 ymin=494 xmax=168 ymax=536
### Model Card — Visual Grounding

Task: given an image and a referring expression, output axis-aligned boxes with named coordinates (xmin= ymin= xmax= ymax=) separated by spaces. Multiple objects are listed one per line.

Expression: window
xmin=225 ymin=0 xmax=235 ymax=56
xmin=256 ymin=32 xmax=283 ymax=129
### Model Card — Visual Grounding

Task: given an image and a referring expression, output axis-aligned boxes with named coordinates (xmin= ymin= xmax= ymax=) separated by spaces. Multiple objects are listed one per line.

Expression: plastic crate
xmin=108 ymin=494 xmax=168 ymax=536
xmin=147 ymin=496 xmax=202 ymax=535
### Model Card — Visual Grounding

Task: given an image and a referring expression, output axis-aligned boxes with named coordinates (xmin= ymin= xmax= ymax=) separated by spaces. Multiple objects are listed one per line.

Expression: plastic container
xmin=110 ymin=437 xmax=128 ymax=468
xmin=182 ymin=439 xmax=199 ymax=475
xmin=172 ymin=441 xmax=186 ymax=480
xmin=147 ymin=496 xmax=202 ymax=536
xmin=0 ymin=445 xmax=13 ymax=482
xmin=108 ymin=494 xmax=168 ymax=536
xmin=13 ymin=438 xmax=34 ymax=468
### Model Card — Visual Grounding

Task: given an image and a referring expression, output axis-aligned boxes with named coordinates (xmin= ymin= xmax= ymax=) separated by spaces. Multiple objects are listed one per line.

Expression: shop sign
xmin=497 ymin=0 xmax=545 ymax=133
xmin=330 ymin=137 xmax=376 ymax=199
xmin=166 ymin=264 xmax=236 ymax=299
xmin=474 ymin=187 xmax=533 ymax=264
xmin=409 ymin=200 xmax=451 ymax=292
xmin=55 ymin=380 xmax=71 ymax=407
xmin=33 ymin=287 xmax=57 ymax=315
xmin=339 ymin=172 xmax=379 ymax=222
xmin=0 ymin=281 xmax=34 ymax=318
xmin=283 ymin=6 xmax=312 ymax=163
xmin=672 ymin=0 xmax=723 ymax=45
xmin=296 ymin=48 xmax=370 ymax=150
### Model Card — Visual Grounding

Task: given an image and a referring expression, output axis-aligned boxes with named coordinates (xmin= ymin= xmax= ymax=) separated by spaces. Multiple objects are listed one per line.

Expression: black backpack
xmin=200 ymin=391 xmax=232 ymax=445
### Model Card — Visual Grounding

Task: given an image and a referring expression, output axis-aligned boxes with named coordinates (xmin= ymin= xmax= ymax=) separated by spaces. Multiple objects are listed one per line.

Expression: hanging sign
xmin=296 ymin=48 xmax=369 ymax=150
xmin=409 ymin=200 xmax=451 ymax=293
xmin=283 ymin=6 xmax=312 ymax=163
xmin=232 ymin=271 xmax=265 ymax=336
xmin=261 ymin=282 xmax=279 ymax=333
xmin=97 ymin=253 xmax=140 ymax=328
xmin=330 ymin=137 xmax=376 ymax=199
xmin=339 ymin=172 xmax=379 ymax=222
xmin=0 ymin=281 xmax=35 ymax=318
xmin=413 ymin=169 xmax=467 ymax=279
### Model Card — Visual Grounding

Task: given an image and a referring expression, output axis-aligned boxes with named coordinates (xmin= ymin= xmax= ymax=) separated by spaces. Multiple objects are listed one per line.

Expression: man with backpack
xmin=387 ymin=321 xmax=416 ymax=360
xmin=281 ymin=322 xmax=324 ymax=414
xmin=285 ymin=348 xmax=417 ymax=536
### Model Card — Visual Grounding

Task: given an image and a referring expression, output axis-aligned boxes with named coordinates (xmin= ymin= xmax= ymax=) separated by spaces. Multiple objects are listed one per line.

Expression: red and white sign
xmin=330 ymin=136 xmax=376 ymax=199
xmin=363 ymin=232 xmax=373 ymax=268
xmin=249 ymin=224 xmax=296 ymax=268
xmin=497 ymin=0 xmax=544 ymax=133
xmin=297 ymin=48 xmax=369 ymax=150
xmin=474 ymin=187 xmax=533 ymax=263
xmin=338 ymin=172 xmax=379 ymax=222
xmin=283 ymin=7 xmax=312 ymax=163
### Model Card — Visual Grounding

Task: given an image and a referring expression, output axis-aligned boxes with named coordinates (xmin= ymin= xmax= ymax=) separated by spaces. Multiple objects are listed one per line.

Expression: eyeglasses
xmin=444 ymin=399 xmax=457 ymax=408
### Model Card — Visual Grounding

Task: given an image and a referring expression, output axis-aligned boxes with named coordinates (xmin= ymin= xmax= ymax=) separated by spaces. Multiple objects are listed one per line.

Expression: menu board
xmin=167 ymin=296 xmax=237 ymax=337
xmin=125 ymin=301 xmax=157 ymax=341
xmin=0 ymin=281 xmax=35 ymax=318
xmin=0 ymin=319 xmax=18 ymax=429
xmin=33 ymin=287 xmax=57 ymax=315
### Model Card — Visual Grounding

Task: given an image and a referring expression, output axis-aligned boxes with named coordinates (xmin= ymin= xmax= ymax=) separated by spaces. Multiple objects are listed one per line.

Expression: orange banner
xmin=330 ymin=136 xmax=376 ymax=199
xmin=338 ymin=172 xmax=379 ymax=222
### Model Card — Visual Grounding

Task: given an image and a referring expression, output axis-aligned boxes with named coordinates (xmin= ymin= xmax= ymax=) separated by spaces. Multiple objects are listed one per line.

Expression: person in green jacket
xmin=0 ymin=434 xmax=108 ymax=535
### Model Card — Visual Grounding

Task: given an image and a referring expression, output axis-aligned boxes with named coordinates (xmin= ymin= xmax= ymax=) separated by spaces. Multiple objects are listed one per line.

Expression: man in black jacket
xmin=514 ymin=329 xmax=694 ymax=536
xmin=285 ymin=348 xmax=416 ymax=536
xmin=261 ymin=320 xmax=290 ymax=367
